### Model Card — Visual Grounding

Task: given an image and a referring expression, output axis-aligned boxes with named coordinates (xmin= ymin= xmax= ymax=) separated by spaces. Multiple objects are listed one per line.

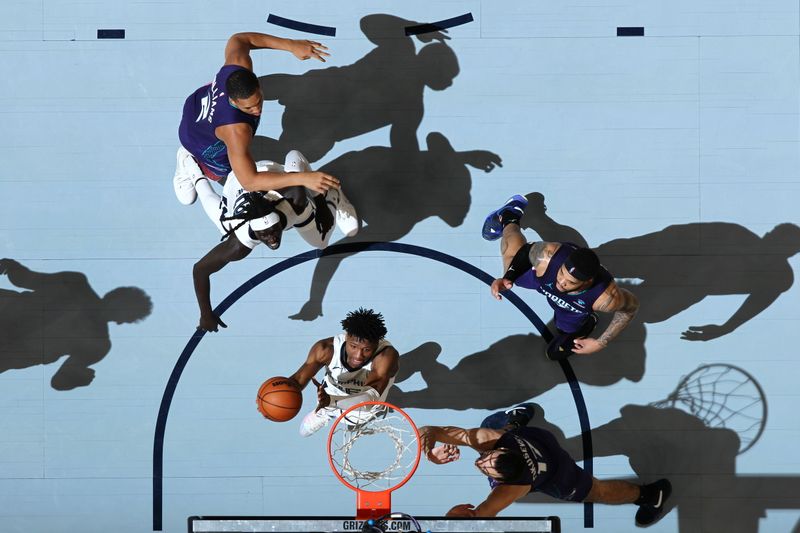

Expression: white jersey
xmin=323 ymin=333 xmax=395 ymax=400
xmin=220 ymin=161 xmax=313 ymax=249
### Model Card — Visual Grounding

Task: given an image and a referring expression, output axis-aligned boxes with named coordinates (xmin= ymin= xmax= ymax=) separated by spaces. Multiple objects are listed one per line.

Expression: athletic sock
xmin=635 ymin=482 xmax=658 ymax=506
xmin=500 ymin=212 xmax=521 ymax=227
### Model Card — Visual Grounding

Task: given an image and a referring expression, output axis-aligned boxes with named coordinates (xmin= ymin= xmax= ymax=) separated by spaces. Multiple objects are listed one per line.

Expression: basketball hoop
xmin=327 ymin=401 xmax=421 ymax=519
xmin=650 ymin=363 xmax=767 ymax=454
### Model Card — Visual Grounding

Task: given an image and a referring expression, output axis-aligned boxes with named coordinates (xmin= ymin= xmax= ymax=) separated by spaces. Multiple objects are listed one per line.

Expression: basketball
xmin=257 ymin=376 xmax=303 ymax=422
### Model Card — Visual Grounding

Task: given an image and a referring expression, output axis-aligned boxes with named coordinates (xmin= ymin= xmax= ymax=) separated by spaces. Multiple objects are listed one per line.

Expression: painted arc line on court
xmin=267 ymin=14 xmax=336 ymax=37
xmin=405 ymin=13 xmax=474 ymax=36
xmin=152 ymin=241 xmax=594 ymax=530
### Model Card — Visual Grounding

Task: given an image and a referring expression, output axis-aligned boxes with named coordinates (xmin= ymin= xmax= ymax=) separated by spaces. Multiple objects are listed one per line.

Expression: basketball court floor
xmin=1 ymin=0 xmax=798 ymax=532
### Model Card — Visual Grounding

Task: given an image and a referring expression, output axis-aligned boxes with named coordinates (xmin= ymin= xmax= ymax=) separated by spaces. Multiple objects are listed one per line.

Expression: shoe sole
xmin=481 ymin=195 xmax=528 ymax=241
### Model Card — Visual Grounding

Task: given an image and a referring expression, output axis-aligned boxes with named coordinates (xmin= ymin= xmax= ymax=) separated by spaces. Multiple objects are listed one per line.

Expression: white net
xmin=650 ymin=363 xmax=767 ymax=453
xmin=329 ymin=403 xmax=420 ymax=491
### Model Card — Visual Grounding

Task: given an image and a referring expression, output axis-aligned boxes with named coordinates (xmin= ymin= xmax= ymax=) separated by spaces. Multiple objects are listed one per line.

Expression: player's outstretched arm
xmin=224 ymin=33 xmax=330 ymax=70
xmin=574 ymin=283 xmax=639 ymax=354
xmin=418 ymin=425 xmax=503 ymax=460
xmin=473 ymin=485 xmax=531 ymax=517
xmin=217 ymin=125 xmax=340 ymax=194
xmin=362 ymin=346 xmax=400 ymax=396
xmin=289 ymin=338 xmax=334 ymax=390
xmin=192 ymin=237 xmax=252 ymax=332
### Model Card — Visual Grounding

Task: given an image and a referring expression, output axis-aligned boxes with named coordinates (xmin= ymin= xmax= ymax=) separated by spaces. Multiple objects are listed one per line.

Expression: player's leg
xmin=585 ymin=477 xmax=672 ymax=527
xmin=481 ymin=195 xmax=530 ymax=270
xmin=584 ymin=478 xmax=640 ymax=504
xmin=173 ymin=146 xmax=204 ymax=205
xmin=194 ymin=178 xmax=225 ymax=234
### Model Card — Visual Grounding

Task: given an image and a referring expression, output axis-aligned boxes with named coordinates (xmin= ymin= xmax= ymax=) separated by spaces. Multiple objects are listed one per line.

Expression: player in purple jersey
xmin=482 ymin=195 xmax=639 ymax=359
xmin=173 ymin=32 xmax=341 ymax=206
xmin=419 ymin=406 xmax=672 ymax=527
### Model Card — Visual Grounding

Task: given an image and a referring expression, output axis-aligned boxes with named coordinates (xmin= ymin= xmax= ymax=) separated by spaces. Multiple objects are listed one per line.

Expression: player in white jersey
xmin=192 ymin=150 xmax=358 ymax=332
xmin=288 ymin=308 xmax=400 ymax=437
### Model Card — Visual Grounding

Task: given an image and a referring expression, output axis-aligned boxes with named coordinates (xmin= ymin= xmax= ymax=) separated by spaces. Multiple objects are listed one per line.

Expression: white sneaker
xmin=173 ymin=146 xmax=203 ymax=205
xmin=299 ymin=408 xmax=332 ymax=437
xmin=326 ymin=188 xmax=359 ymax=237
xmin=284 ymin=150 xmax=311 ymax=173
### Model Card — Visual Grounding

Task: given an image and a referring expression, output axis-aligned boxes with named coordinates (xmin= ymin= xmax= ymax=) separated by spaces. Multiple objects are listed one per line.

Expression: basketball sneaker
xmin=283 ymin=149 xmax=311 ymax=173
xmin=481 ymin=194 xmax=528 ymax=241
xmin=505 ymin=403 xmax=536 ymax=429
xmin=325 ymin=187 xmax=359 ymax=238
xmin=635 ymin=479 xmax=672 ymax=527
xmin=173 ymin=146 xmax=204 ymax=205
xmin=299 ymin=408 xmax=332 ymax=437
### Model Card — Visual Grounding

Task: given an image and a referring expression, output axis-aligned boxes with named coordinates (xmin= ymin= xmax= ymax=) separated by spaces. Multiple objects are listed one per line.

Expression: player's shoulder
xmin=378 ymin=344 xmax=400 ymax=359
xmin=312 ymin=337 xmax=336 ymax=364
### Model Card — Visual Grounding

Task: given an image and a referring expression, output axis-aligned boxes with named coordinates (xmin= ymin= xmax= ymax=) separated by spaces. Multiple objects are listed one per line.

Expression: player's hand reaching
xmin=302 ymin=171 xmax=340 ymax=194
xmin=572 ymin=337 xmax=605 ymax=354
xmin=198 ymin=312 xmax=227 ymax=333
xmin=290 ymin=40 xmax=330 ymax=62
xmin=311 ymin=377 xmax=331 ymax=411
xmin=446 ymin=504 xmax=477 ymax=518
xmin=490 ymin=278 xmax=513 ymax=300
xmin=429 ymin=444 xmax=460 ymax=465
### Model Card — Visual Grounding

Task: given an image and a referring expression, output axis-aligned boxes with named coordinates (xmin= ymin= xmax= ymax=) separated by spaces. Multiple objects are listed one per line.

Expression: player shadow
xmin=516 ymin=398 xmax=799 ymax=533
xmin=388 ymin=312 xmax=646 ymax=410
xmin=289 ymin=132 xmax=501 ymax=321
xmin=0 ymin=259 xmax=152 ymax=390
xmin=521 ymin=192 xmax=800 ymax=341
xmin=252 ymin=13 xmax=458 ymax=163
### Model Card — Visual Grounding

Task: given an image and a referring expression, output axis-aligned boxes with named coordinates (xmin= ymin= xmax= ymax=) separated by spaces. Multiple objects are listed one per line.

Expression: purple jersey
xmin=516 ymin=243 xmax=612 ymax=333
xmin=488 ymin=427 xmax=555 ymax=491
xmin=178 ymin=65 xmax=260 ymax=178
xmin=488 ymin=427 xmax=593 ymax=503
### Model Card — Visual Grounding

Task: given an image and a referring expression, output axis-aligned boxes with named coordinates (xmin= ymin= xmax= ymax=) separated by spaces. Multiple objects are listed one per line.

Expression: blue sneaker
xmin=481 ymin=195 xmax=528 ymax=241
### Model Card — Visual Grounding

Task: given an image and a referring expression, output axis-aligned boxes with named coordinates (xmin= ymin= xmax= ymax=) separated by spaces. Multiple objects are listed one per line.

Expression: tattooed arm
xmin=572 ymin=282 xmax=640 ymax=354
xmin=491 ymin=242 xmax=561 ymax=300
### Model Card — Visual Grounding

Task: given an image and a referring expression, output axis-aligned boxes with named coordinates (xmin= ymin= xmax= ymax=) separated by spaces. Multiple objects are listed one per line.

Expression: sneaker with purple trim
xmin=481 ymin=195 xmax=528 ymax=241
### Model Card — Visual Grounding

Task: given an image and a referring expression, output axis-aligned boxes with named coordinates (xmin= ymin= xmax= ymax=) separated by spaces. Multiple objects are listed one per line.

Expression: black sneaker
xmin=635 ymin=479 xmax=672 ymax=527
xmin=505 ymin=403 xmax=536 ymax=428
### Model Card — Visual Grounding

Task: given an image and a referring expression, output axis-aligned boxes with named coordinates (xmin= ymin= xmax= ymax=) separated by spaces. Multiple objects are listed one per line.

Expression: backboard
xmin=188 ymin=515 xmax=560 ymax=532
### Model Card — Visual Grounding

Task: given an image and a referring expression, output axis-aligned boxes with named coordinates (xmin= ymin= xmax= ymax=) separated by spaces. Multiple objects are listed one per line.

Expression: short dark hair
xmin=341 ymin=307 xmax=387 ymax=343
xmin=563 ymin=247 xmax=600 ymax=281
xmin=492 ymin=449 xmax=527 ymax=483
xmin=225 ymin=69 xmax=260 ymax=101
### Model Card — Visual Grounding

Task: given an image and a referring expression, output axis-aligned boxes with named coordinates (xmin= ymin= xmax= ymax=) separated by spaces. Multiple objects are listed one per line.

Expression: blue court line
xmin=152 ymin=242 xmax=593 ymax=530
xmin=617 ymin=27 xmax=645 ymax=36
xmin=267 ymin=14 xmax=336 ymax=37
xmin=97 ymin=29 xmax=125 ymax=39
xmin=404 ymin=13 xmax=474 ymax=36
